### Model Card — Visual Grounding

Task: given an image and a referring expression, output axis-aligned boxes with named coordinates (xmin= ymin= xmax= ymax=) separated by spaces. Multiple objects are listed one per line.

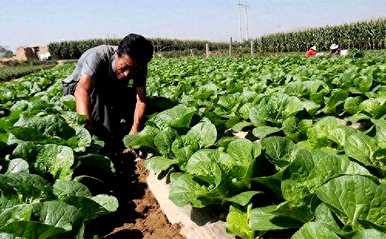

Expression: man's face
xmin=115 ymin=53 xmax=136 ymax=80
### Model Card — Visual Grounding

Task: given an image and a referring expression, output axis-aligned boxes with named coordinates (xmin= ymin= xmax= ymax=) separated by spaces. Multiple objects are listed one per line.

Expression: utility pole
xmin=238 ymin=0 xmax=243 ymax=42
xmin=237 ymin=0 xmax=249 ymax=42
xmin=229 ymin=37 xmax=233 ymax=56
xmin=245 ymin=3 xmax=249 ymax=40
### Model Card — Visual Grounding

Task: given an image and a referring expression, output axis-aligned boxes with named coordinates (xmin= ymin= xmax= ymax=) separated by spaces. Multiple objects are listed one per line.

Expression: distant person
xmin=330 ymin=43 xmax=341 ymax=56
xmin=305 ymin=46 xmax=317 ymax=57
xmin=330 ymin=43 xmax=349 ymax=56
xmin=62 ymin=33 xmax=153 ymax=153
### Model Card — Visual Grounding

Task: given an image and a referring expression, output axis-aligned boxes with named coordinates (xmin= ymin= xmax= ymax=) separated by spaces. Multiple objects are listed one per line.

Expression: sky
xmin=1 ymin=0 xmax=385 ymax=51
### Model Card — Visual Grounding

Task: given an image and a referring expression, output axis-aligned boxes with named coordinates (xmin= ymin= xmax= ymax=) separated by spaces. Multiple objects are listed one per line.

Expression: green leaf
xmin=328 ymin=126 xmax=355 ymax=146
xmin=314 ymin=203 xmax=342 ymax=232
xmin=0 ymin=200 xmax=81 ymax=238
xmin=149 ymin=104 xmax=196 ymax=129
xmin=0 ymin=232 xmax=20 ymax=239
xmin=284 ymin=96 xmax=304 ymax=117
xmin=273 ymin=200 xmax=316 ymax=223
xmin=61 ymin=95 xmax=76 ymax=111
xmin=346 ymin=113 xmax=371 ymax=123
xmin=285 ymin=81 xmax=306 ymax=97
xmin=302 ymin=100 xmax=320 ymax=114
xmin=344 ymin=133 xmax=381 ymax=168
xmin=53 ymin=180 xmax=92 ymax=200
xmin=75 ymin=153 xmax=115 ymax=175
xmin=36 ymin=201 xmax=80 ymax=230
xmin=144 ymin=156 xmax=177 ymax=173
xmin=34 ymin=144 xmax=74 ymax=180
xmin=372 ymin=119 xmax=386 ymax=148
xmin=10 ymin=127 xmax=49 ymax=142
xmin=1 ymin=221 xmax=66 ymax=239
xmin=252 ymin=126 xmax=281 ymax=139
xmin=352 ymin=229 xmax=386 ymax=239
xmin=249 ymin=205 xmax=302 ymax=231
xmin=123 ymin=126 xmax=159 ymax=149
xmin=186 ymin=149 xmax=223 ymax=186
xmin=317 ymin=175 xmax=386 ymax=228
xmin=91 ymin=194 xmax=119 ymax=213
xmin=231 ymin=121 xmax=253 ymax=132
xmin=344 ymin=97 xmax=362 ymax=115
xmin=13 ymin=114 xmax=76 ymax=140
xmin=307 ymin=116 xmax=342 ymax=146
xmin=0 ymin=173 xmax=52 ymax=201
xmin=61 ymin=111 xmax=87 ymax=127
xmin=6 ymin=158 xmax=29 ymax=174
xmin=239 ymin=103 xmax=254 ymax=120
xmin=226 ymin=139 xmax=261 ymax=181
xmin=62 ymin=194 xmax=118 ymax=221
xmin=12 ymin=142 xmax=39 ymax=162
xmin=261 ymin=136 xmax=294 ymax=165
xmin=359 ymin=98 xmax=386 ymax=118
xmin=226 ymin=139 xmax=261 ymax=162
xmin=252 ymin=170 xmax=283 ymax=198
xmin=323 ymin=89 xmax=349 ymax=114
xmin=154 ymin=127 xmax=178 ymax=156
xmin=226 ymin=206 xmax=254 ymax=239
xmin=249 ymin=94 xmax=303 ymax=125
xmin=169 ymin=173 xmax=208 ymax=208
xmin=282 ymin=149 xmax=370 ymax=202
xmin=72 ymin=126 xmax=92 ymax=152
xmin=218 ymin=95 xmax=238 ymax=109
xmin=184 ymin=119 xmax=217 ymax=148
xmin=172 ymin=144 xmax=197 ymax=169
xmin=291 ymin=222 xmax=340 ymax=239
xmin=0 ymin=203 xmax=33 ymax=228
xmin=225 ymin=191 xmax=263 ymax=206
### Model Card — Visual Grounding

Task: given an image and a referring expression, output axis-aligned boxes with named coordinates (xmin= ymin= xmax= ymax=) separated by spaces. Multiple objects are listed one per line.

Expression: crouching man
xmin=63 ymin=33 xmax=153 ymax=154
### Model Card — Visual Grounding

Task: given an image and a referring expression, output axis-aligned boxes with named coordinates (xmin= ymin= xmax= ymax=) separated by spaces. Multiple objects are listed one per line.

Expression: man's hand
xmin=129 ymin=127 xmax=138 ymax=135
xmin=85 ymin=119 xmax=95 ymax=133
xmin=74 ymin=74 xmax=93 ymax=119
xmin=130 ymin=86 xmax=146 ymax=134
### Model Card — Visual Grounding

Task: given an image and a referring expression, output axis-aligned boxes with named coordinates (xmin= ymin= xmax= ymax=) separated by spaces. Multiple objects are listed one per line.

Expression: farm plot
xmin=127 ymin=53 xmax=386 ymax=239
xmin=0 ymin=65 xmax=182 ymax=239
xmin=1 ymin=52 xmax=386 ymax=239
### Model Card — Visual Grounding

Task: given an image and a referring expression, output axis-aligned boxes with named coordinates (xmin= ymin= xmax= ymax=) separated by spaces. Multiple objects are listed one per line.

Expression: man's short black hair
xmin=117 ymin=33 xmax=153 ymax=64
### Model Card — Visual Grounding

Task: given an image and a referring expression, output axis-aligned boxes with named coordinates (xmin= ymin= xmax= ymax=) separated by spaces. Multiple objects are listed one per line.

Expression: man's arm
xmin=74 ymin=74 xmax=94 ymax=130
xmin=130 ymin=86 xmax=147 ymax=135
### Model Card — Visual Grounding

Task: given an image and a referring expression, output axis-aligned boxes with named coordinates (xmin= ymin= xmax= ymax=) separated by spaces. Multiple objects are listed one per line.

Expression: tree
xmin=0 ymin=46 xmax=14 ymax=58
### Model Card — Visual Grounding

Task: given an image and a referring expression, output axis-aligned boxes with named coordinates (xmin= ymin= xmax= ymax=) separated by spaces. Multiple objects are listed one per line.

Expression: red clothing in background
xmin=305 ymin=49 xmax=317 ymax=57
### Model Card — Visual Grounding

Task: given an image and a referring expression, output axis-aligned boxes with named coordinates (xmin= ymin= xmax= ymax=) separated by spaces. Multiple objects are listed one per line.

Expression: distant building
xmin=15 ymin=45 xmax=51 ymax=61
xmin=16 ymin=47 xmax=36 ymax=61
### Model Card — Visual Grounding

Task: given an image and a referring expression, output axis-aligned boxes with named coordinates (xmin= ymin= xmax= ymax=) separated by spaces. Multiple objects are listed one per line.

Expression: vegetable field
xmin=0 ymin=65 xmax=120 ymax=238
xmin=0 ymin=62 xmax=56 ymax=82
xmin=1 ymin=51 xmax=386 ymax=239
xmin=128 ymin=52 xmax=386 ymax=238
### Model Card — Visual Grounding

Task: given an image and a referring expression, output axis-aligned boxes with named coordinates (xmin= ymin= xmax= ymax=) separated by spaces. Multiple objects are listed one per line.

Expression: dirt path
xmin=57 ymin=59 xmax=77 ymax=65
xmin=107 ymin=158 xmax=184 ymax=239
xmin=86 ymin=153 xmax=184 ymax=239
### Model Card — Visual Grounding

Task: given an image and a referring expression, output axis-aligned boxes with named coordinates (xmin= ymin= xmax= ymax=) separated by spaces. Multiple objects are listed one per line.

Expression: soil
xmin=85 ymin=152 xmax=185 ymax=239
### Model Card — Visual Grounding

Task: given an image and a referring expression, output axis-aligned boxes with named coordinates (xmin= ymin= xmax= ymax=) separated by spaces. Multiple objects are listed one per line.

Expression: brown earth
xmin=86 ymin=152 xmax=184 ymax=239
xmin=0 ymin=56 xmax=17 ymax=63
xmin=107 ymin=157 xmax=184 ymax=239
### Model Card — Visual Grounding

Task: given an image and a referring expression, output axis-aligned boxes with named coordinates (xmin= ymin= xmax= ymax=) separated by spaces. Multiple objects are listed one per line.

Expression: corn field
xmin=255 ymin=18 xmax=386 ymax=52
xmin=48 ymin=38 xmax=229 ymax=59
